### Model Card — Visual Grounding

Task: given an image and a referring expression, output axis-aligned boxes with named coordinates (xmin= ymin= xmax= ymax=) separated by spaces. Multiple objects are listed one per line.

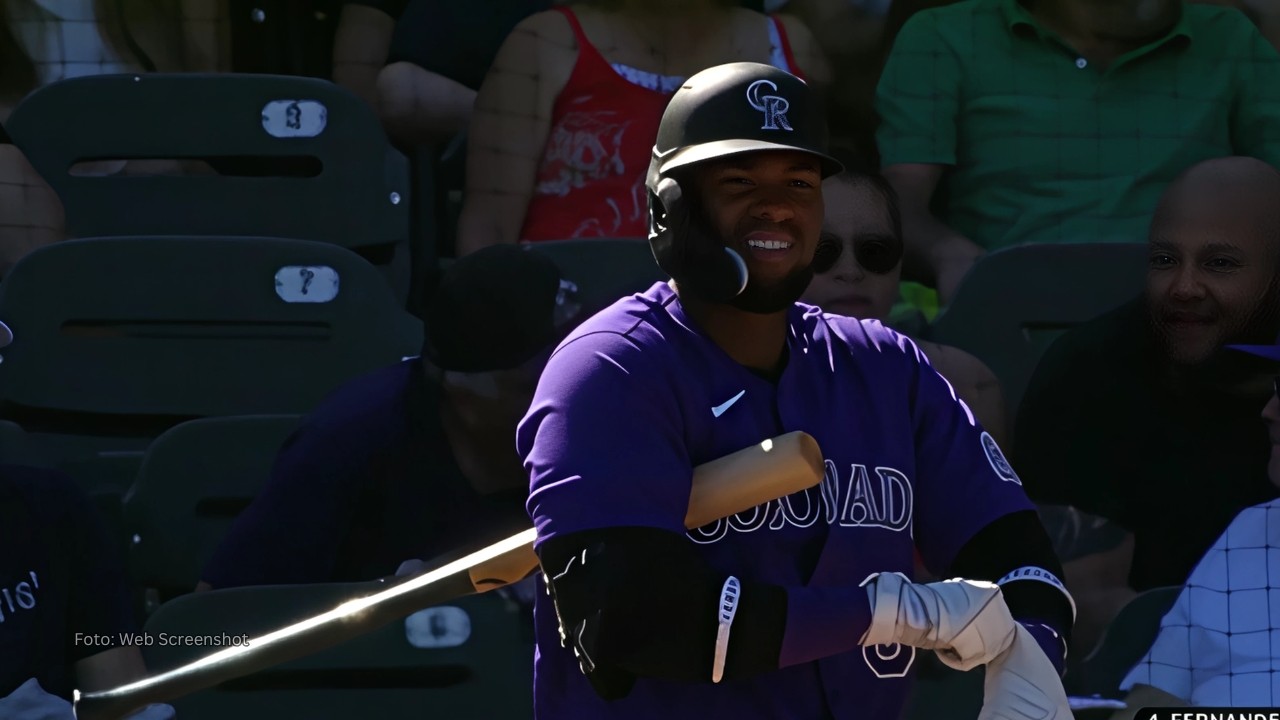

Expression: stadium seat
xmin=142 ymin=584 xmax=534 ymax=719
xmin=1070 ymin=585 xmax=1182 ymax=698
xmin=0 ymin=236 xmax=422 ymax=420
xmin=5 ymin=73 xmax=407 ymax=251
xmin=928 ymin=243 xmax=1148 ymax=423
xmin=0 ymin=418 xmax=27 ymax=463
xmin=0 ymin=420 xmax=134 ymax=563
xmin=123 ymin=415 xmax=302 ymax=599
xmin=5 ymin=73 xmax=412 ymax=300
xmin=526 ymin=238 xmax=666 ymax=314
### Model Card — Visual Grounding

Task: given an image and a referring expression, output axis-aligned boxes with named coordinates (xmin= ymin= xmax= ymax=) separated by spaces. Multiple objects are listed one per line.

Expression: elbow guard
xmin=948 ymin=510 xmax=1077 ymax=672
xmin=537 ymin=526 xmax=786 ymax=699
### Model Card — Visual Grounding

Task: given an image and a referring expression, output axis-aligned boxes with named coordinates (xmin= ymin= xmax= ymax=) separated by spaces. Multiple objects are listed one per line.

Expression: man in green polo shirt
xmin=876 ymin=0 xmax=1280 ymax=303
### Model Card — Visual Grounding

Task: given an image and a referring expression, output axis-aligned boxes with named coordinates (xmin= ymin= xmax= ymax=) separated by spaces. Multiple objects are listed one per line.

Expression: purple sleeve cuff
xmin=1019 ymin=620 xmax=1067 ymax=676
xmin=779 ymin=584 xmax=873 ymax=667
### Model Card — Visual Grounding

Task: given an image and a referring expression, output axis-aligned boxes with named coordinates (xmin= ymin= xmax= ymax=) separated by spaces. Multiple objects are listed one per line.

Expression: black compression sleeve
xmin=538 ymin=526 xmax=787 ymax=685
xmin=948 ymin=510 xmax=1074 ymax=637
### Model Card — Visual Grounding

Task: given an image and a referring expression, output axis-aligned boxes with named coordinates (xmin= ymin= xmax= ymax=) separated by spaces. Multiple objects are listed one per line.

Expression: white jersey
xmin=1121 ymin=499 xmax=1280 ymax=705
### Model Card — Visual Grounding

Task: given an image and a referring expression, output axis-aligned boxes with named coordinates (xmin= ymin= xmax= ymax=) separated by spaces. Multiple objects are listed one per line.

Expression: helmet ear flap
xmin=645 ymin=170 xmax=748 ymax=304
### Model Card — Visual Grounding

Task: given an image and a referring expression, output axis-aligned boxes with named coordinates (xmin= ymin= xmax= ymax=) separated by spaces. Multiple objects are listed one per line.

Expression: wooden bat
xmin=74 ymin=431 xmax=824 ymax=720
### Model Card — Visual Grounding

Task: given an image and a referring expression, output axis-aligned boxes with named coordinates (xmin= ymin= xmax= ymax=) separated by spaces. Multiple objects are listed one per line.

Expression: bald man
xmin=1012 ymin=156 xmax=1280 ymax=658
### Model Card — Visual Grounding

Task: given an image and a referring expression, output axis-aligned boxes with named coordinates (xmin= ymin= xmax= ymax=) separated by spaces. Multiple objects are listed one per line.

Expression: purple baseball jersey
xmin=518 ymin=281 xmax=1033 ymax=719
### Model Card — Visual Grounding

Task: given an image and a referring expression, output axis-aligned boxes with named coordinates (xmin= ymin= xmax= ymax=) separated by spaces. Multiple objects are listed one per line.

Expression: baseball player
xmin=518 ymin=62 xmax=1075 ymax=719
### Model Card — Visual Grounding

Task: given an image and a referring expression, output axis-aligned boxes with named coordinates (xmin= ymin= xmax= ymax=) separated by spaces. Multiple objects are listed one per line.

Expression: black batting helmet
xmin=646 ymin=62 xmax=842 ymax=304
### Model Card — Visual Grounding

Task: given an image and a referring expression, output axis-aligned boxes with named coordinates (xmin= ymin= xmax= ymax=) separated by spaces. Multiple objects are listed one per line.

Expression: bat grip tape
xmin=711 ymin=576 xmax=741 ymax=683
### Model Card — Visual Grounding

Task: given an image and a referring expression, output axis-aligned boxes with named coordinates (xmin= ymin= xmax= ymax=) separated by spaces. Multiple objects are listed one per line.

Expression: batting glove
xmin=979 ymin=623 xmax=1072 ymax=720
xmin=859 ymin=572 xmax=1016 ymax=671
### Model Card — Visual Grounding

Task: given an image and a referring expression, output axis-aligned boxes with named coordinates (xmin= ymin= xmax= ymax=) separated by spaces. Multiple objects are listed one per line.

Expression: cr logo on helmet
xmin=746 ymin=79 xmax=793 ymax=132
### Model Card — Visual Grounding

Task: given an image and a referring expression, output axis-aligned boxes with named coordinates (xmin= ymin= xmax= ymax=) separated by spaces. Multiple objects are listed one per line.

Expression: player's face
xmin=1264 ymin=382 xmax=1280 ymax=488
xmin=1145 ymin=205 xmax=1280 ymax=366
xmin=802 ymin=178 xmax=902 ymax=320
xmin=692 ymin=150 xmax=824 ymax=313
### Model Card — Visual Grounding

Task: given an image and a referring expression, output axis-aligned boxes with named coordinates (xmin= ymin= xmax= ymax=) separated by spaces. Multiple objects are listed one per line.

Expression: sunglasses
xmin=811 ymin=234 xmax=903 ymax=275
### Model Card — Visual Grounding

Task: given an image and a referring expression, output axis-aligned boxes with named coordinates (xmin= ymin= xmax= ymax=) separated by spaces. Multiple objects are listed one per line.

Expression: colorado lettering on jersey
xmin=688 ymin=459 xmax=914 ymax=544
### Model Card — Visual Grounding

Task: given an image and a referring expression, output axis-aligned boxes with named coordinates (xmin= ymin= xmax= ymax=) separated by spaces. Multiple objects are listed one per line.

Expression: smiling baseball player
xmin=518 ymin=62 xmax=1074 ymax=720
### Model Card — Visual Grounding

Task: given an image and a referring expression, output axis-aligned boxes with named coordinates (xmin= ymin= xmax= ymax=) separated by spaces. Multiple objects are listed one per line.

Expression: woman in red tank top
xmin=456 ymin=0 xmax=829 ymax=255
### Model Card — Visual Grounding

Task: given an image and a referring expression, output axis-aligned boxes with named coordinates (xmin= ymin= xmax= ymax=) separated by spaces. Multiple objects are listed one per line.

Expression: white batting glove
xmin=979 ymin=623 xmax=1072 ymax=720
xmin=859 ymin=572 xmax=1017 ymax=671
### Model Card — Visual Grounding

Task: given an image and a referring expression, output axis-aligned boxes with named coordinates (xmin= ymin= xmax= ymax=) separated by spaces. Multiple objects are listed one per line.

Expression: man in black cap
xmin=198 ymin=244 xmax=583 ymax=590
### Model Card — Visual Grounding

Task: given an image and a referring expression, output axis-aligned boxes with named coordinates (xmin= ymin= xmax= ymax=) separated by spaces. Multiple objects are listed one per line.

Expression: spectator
xmin=1013 ymin=156 xmax=1280 ymax=652
xmin=332 ymin=0 xmax=406 ymax=108
xmin=0 ymin=337 xmax=173 ymax=717
xmin=1112 ymin=342 xmax=1280 ymax=714
xmin=876 ymin=0 xmax=1280 ymax=304
xmin=373 ymin=0 xmax=555 ymax=147
xmin=2 ymin=0 xmax=227 ymax=182
xmin=198 ymin=244 xmax=586 ymax=590
xmin=801 ymin=165 xmax=1008 ymax=444
xmin=369 ymin=0 xmax=782 ymax=148
xmin=1 ymin=0 xmax=226 ymax=122
xmin=1197 ymin=0 xmax=1280 ymax=49
xmin=784 ymin=0 xmax=895 ymax=165
xmin=0 ymin=122 xmax=64 ymax=277
xmin=455 ymin=0 xmax=829 ymax=255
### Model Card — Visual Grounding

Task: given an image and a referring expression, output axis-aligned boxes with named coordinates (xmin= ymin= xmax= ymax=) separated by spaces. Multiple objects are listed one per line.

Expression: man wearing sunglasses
xmin=1111 ymin=344 xmax=1280 ymax=715
xmin=198 ymin=244 xmax=584 ymax=591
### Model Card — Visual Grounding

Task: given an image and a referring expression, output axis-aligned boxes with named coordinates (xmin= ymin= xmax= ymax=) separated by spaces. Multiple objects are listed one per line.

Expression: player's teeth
xmin=747 ymin=240 xmax=792 ymax=250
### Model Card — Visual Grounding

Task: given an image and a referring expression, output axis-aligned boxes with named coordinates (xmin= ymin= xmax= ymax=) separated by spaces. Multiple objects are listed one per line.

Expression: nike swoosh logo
xmin=711 ymin=390 xmax=746 ymax=418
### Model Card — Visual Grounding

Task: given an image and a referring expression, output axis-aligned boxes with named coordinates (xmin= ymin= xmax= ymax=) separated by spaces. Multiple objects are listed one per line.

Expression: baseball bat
xmin=75 ymin=430 xmax=824 ymax=720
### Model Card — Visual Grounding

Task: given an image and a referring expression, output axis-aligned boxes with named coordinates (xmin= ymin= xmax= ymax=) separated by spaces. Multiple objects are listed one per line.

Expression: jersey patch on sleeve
xmin=981 ymin=432 xmax=1021 ymax=485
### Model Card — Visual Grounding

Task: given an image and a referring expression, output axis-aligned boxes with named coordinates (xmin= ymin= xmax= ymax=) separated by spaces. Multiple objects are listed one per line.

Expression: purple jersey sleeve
xmin=520 ymin=331 xmax=693 ymax=542
xmin=520 ymin=321 xmax=875 ymax=670
xmin=897 ymin=335 xmax=1035 ymax=575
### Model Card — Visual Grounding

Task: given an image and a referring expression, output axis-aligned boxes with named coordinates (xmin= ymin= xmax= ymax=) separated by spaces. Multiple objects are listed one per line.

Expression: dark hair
xmin=826 ymin=146 xmax=904 ymax=244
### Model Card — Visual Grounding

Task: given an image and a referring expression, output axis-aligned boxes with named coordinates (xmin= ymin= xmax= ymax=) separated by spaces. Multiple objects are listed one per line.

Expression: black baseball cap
xmin=423 ymin=244 xmax=578 ymax=373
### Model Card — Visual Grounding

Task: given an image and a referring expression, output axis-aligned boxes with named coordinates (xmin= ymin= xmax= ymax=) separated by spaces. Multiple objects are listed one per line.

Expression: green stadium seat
xmin=123 ymin=415 xmax=302 ymax=598
xmin=1070 ymin=585 xmax=1181 ymax=698
xmin=928 ymin=243 xmax=1148 ymax=425
xmin=4 ymin=74 xmax=408 ymax=253
xmin=142 ymin=585 xmax=534 ymax=719
xmin=525 ymin=238 xmax=666 ymax=314
xmin=0 ymin=236 xmax=422 ymax=419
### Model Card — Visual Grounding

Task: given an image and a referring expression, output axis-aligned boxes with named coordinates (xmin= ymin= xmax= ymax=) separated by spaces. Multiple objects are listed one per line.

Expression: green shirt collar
xmin=999 ymin=0 xmax=1194 ymax=44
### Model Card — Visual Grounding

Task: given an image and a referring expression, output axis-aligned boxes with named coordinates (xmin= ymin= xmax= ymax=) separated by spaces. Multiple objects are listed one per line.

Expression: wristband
xmin=996 ymin=565 xmax=1077 ymax=622
xmin=711 ymin=576 xmax=741 ymax=683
